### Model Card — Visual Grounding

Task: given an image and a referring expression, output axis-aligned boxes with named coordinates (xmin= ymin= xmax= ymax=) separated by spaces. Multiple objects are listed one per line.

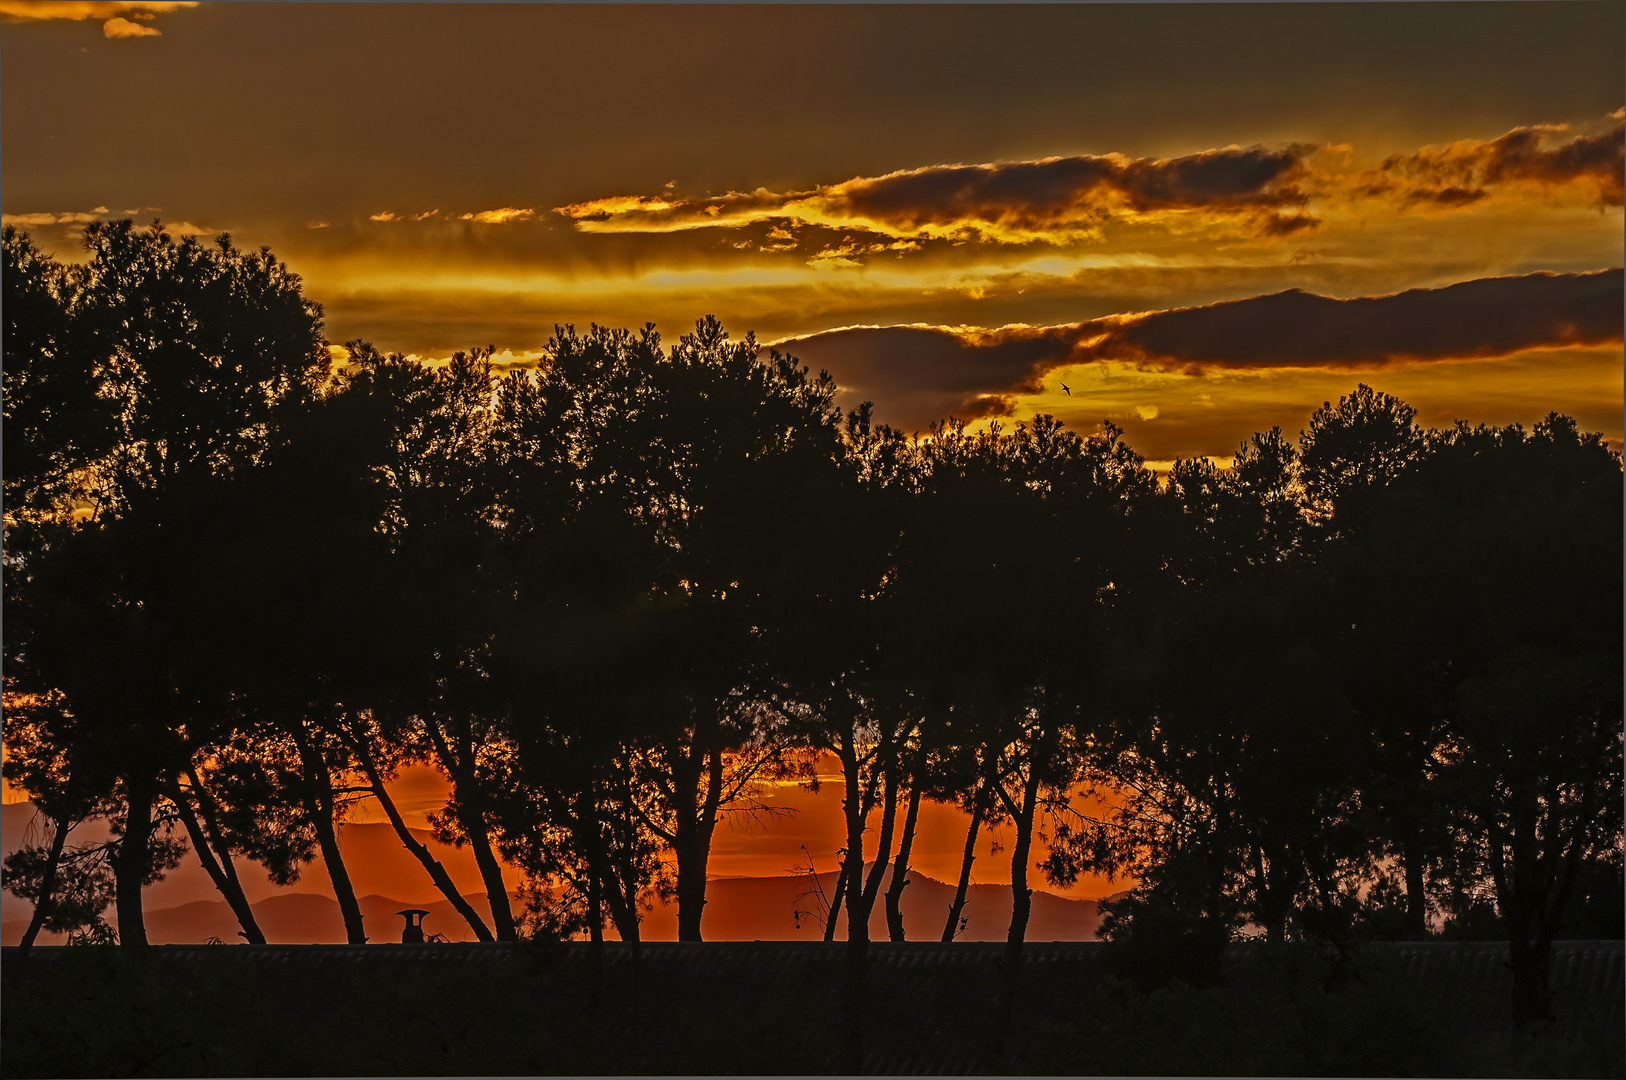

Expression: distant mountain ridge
xmin=2 ymin=801 xmax=1110 ymax=943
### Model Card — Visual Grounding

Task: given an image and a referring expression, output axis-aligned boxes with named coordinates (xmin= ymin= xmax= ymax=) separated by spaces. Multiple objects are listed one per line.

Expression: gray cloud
xmin=558 ymin=145 xmax=1317 ymax=244
xmin=776 ymin=268 xmax=1624 ymax=430
xmin=1379 ymin=112 xmax=1624 ymax=207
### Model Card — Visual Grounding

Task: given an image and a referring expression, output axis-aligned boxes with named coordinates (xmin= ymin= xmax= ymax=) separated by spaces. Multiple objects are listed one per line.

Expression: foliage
xmin=0 ymin=221 xmax=1619 ymax=1044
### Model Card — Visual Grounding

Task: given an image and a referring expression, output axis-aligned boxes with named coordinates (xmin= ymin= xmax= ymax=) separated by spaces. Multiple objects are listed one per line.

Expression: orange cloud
xmin=0 ymin=1 xmax=193 ymax=18
xmin=459 ymin=207 xmax=534 ymax=224
xmin=102 ymin=15 xmax=158 ymax=37
xmin=777 ymin=268 xmax=1624 ymax=430
xmin=0 ymin=1 xmax=195 ymax=38
xmin=554 ymin=117 xmax=1623 ymax=257
xmin=557 ymin=145 xmax=1314 ymax=245
xmin=1368 ymin=113 xmax=1624 ymax=209
xmin=0 ymin=210 xmax=104 ymax=226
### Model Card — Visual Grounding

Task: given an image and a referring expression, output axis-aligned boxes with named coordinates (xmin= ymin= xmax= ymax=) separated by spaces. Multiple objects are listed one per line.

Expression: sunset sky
xmin=1 ymin=2 xmax=1622 ymax=938
xmin=2 ymin=1 xmax=1621 ymax=467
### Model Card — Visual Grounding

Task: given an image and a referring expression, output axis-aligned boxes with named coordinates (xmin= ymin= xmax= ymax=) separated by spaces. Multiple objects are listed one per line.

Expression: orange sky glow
xmin=2 ymin=2 xmax=1620 ymax=456
xmin=2 ymin=1 xmax=1621 ymax=941
xmin=2 ymin=759 xmax=1123 ymax=943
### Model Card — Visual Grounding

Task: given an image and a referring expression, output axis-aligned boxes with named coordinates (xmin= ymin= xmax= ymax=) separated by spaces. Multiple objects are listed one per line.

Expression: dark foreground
xmin=2 ymin=941 xmax=1621 ymax=1077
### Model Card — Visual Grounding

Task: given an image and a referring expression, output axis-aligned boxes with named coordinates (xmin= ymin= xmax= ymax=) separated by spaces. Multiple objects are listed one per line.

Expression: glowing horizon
xmin=3 ymin=3 xmax=1620 ymax=460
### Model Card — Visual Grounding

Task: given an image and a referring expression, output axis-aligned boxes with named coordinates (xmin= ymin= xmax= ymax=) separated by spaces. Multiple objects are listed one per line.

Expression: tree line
xmin=3 ymin=222 xmax=1620 ymax=1054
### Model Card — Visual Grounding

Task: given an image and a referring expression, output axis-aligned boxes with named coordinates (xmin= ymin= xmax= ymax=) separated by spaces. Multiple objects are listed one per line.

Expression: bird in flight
xmin=1060 ymin=383 xmax=1071 ymax=396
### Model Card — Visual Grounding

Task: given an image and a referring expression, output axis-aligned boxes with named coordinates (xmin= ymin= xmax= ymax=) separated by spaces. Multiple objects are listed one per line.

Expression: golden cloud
xmin=1365 ymin=112 xmax=1624 ymax=209
xmin=153 ymin=220 xmax=214 ymax=236
xmin=565 ymin=195 xmax=679 ymax=217
xmin=0 ymin=1 xmax=194 ymax=18
xmin=460 ymin=207 xmax=534 ymax=224
xmin=0 ymin=1 xmax=195 ymax=38
xmin=102 ymin=15 xmax=158 ymax=37
xmin=0 ymin=211 xmax=104 ymax=226
xmin=554 ymin=117 xmax=1623 ymax=257
xmin=557 ymin=145 xmax=1314 ymax=246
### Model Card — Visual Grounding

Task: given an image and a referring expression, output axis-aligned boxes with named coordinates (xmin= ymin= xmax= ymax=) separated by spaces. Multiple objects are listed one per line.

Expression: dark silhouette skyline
xmin=2 ymin=221 xmax=1621 ymax=1057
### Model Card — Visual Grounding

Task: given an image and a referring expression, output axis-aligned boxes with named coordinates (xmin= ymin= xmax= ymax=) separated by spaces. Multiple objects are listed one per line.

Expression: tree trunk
xmin=1506 ymin=916 xmax=1554 ymax=1029
xmin=1251 ymin=842 xmax=1295 ymax=944
xmin=824 ymin=857 xmax=850 ymax=942
xmin=1499 ymin=792 xmax=1557 ymax=1031
xmin=113 ymin=777 xmax=154 ymax=949
xmin=466 ymin=824 xmax=517 ymax=940
xmin=609 ymin=878 xmax=640 ymax=943
xmin=610 ymin=791 xmax=642 ymax=944
xmin=17 ymin=814 xmax=68 ymax=953
xmin=1401 ymin=831 xmax=1429 ymax=938
xmin=1250 ymin=843 xmax=1274 ymax=941
xmin=424 ymin=717 xmax=517 ymax=940
xmin=580 ymin=787 xmax=639 ymax=944
xmin=860 ymin=751 xmax=901 ymax=916
xmin=185 ymin=766 xmax=266 ymax=943
xmin=839 ymin=727 xmax=869 ymax=1076
xmin=992 ymin=762 xmax=1042 ymax=1060
xmin=943 ymin=784 xmax=984 ymax=941
xmin=292 ymin=725 xmax=367 ymax=944
xmin=167 ymin=779 xmax=265 ymax=944
xmin=675 ymin=746 xmax=723 ymax=941
xmin=587 ymin=868 xmax=603 ymax=946
xmin=453 ymin=721 xmax=518 ymax=941
xmin=885 ymin=785 xmax=922 ymax=941
xmin=311 ymin=800 xmax=367 ymax=944
xmin=358 ymin=756 xmax=493 ymax=941
xmin=586 ymin=856 xmax=604 ymax=1022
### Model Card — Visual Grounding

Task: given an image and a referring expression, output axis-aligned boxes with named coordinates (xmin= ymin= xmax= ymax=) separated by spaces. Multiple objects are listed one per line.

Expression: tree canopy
xmin=3 ymin=222 xmax=1619 ymax=1042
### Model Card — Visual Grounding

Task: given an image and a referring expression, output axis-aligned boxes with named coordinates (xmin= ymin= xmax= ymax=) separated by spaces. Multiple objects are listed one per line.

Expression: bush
xmin=1097 ymin=887 xmax=1236 ymax=992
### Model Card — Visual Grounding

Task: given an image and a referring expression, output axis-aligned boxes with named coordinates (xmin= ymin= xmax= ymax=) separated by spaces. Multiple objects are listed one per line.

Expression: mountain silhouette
xmin=4 ymin=803 xmax=1111 ymax=943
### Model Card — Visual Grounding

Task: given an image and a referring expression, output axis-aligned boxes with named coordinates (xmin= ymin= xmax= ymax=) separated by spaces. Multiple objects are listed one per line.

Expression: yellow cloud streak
xmin=460 ymin=207 xmax=533 ymax=224
xmin=369 ymin=207 xmax=533 ymax=225
xmin=102 ymin=16 xmax=158 ymax=37
xmin=1 ymin=211 xmax=105 ymax=226
xmin=0 ymin=0 xmax=194 ymax=38
xmin=553 ymin=115 xmax=1622 ymax=251
xmin=0 ymin=1 xmax=194 ymax=19
xmin=556 ymin=186 xmax=1239 ymax=246
xmin=310 ymin=246 xmax=1302 ymax=307
xmin=1010 ymin=347 xmax=1623 ymax=462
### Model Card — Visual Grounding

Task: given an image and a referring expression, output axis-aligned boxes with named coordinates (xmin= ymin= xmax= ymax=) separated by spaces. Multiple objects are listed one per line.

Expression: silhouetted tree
xmin=1298 ymin=383 xmax=1424 ymax=533
xmin=5 ymin=218 xmax=1620 ymax=1047
xmin=0 ymin=692 xmax=116 ymax=952
xmin=3 ymin=221 xmax=329 ymax=947
xmin=1 ymin=227 xmax=116 ymax=520
xmin=616 ymin=318 xmax=848 ymax=941
xmin=1352 ymin=415 xmax=1623 ymax=1025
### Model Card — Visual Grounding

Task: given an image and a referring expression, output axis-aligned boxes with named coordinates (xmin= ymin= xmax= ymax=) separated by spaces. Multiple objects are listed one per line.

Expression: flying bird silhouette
xmin=1060 ymin=383 xmax=1071 ymax=396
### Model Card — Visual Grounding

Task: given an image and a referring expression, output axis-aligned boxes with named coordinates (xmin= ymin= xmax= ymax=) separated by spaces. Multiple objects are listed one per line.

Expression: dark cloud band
xmin=777 ymin=268 xmax=1624 ymax=430
xmin=1094 ymin=267 xmax=1624 ymax=372
xmin=558 ymin=145 xmax=1315 ymax=243
xmin=830 ymin=145 xmax=1310 ymax=231
xmin=1379 ymin=114 xmax=1625 ymax=208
